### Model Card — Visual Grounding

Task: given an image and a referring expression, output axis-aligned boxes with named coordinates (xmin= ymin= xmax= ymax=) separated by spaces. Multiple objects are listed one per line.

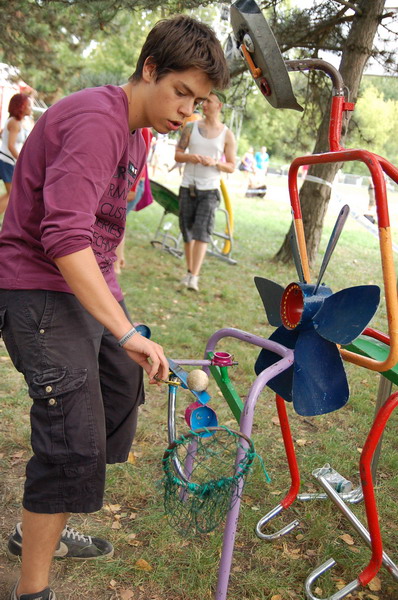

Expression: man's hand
xmin=123 ymin=333 xmax=169 ymax=384
xmin=199 ymin=155 xmax=217 ymax=167
xmin=189 ymin=153 xmax=204 ymax=164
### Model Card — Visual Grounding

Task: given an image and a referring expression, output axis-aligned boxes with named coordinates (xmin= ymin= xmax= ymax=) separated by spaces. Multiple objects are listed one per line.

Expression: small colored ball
xmin=187 ymin=369 xmax=209 ymax=392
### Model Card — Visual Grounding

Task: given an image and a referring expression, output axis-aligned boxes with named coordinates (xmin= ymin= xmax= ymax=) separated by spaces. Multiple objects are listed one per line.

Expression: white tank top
xmin=0 ymin=118 xmax=30 ymax=165
xmin=181 ymin=121 xmax=227 ymax=190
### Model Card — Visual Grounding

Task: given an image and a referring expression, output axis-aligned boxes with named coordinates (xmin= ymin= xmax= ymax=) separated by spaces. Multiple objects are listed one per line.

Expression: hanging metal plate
xmin=230 ymin=0 xmax=303 ymax=111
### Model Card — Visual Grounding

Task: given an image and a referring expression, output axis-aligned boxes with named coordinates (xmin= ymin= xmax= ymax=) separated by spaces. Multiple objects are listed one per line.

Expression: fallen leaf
xmin=336 ymin=580 xmax=347 ymax=590
xmin=366 ymin=595 xmax=380 ymax=600
xmin=368 ymin=576 xmax=381 ymax=591
xmin=127 ymin=452 xmax=136 ymax=464
xmin=315 ymin=588 xmax=323 ymax=596
xmin=135 ymin=558 xmax=153 ymax=571
xmin=111 ymin=520 xmax=122 ymax=529
xmin=296 ymin=439 xmax=308 ymax=446
xmin=108 ymin=580 xmax=117 ymax=589
xmin=271 ymin=416 xmax=280 ymax=426
xmin=340 ymin=533 xmax=355 ymax=545
xmin=129 ymin=512 xmax=137 ymax=520
xmin=271 ymin=595 xmax=282 ymax=600
xmin=104 ymin=503 xmax=121 ymax=513
xmin=119 ymin=589 xmax=135 ymax=600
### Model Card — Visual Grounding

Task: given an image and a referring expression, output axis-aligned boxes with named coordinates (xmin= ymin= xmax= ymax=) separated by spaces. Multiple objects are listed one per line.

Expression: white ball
xmin=187 ymin=369 xmax=209 ymax=392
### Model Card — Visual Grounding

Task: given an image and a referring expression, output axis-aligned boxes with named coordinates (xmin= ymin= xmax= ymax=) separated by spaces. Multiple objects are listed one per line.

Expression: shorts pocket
xmin=27 ymin=366 xmax=98 ymax=465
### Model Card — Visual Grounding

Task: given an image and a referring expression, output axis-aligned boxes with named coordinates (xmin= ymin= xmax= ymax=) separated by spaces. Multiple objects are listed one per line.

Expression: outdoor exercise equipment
xmin=159 ymin=2 xmax=398 ymax=599
xmin=149 ymin=179 xmax=237 ymax=265
xmin=228 ymin=0 xmax=398 ymax=599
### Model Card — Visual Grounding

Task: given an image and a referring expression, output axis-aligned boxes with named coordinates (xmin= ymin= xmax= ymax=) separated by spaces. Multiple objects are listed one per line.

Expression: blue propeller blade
xmin=254 ymin=326 xmax=299 ymax=402
xmin=292 ymin=329 xmax=349 ymax=416
xmin=313 ymin=285 xmax=380 ymax=345
xmin=254 ymin=277 xmax=284 ymax=327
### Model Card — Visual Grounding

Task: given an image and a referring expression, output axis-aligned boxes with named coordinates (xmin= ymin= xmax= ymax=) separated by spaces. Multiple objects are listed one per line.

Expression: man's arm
xmin=174 ymin=123 xmax=202 ymax=164
xmin=54 ymin=247 xmax=169 ymax=383
xmin=216 ymin=129 xmax=236 ymax=174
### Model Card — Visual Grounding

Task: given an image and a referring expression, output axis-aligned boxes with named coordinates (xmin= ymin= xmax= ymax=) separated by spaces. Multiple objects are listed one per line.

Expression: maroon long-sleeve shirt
xmin=0 ymin=85 xmax=145 ymax=301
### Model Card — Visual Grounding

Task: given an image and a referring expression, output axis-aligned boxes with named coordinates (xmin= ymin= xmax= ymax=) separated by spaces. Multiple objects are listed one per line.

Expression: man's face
xmin=143 ymin=64 xmax=212 ymax=134
xmin=202 ymin=94 xmax=221 ymax=117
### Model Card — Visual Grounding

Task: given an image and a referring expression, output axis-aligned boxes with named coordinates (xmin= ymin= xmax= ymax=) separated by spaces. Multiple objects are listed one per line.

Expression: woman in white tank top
xmin=0 ymin=93 xmax=32 ymax=215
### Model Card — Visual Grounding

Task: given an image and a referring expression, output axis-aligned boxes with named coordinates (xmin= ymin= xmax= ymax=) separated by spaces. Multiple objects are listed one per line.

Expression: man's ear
xmin=142 ymin=58 xmax=157 ymax=83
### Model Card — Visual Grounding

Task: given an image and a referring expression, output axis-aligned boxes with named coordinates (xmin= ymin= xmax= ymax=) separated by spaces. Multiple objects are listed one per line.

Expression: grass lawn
xmin=0 ymin=170 xmax=397 ymax=600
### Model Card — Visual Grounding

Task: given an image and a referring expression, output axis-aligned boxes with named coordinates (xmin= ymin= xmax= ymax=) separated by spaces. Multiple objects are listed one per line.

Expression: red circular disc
xmin=281 ymin=283 xmax=303 ymax=329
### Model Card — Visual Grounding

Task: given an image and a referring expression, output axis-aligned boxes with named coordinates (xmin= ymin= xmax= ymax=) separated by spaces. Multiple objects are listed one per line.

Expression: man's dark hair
xmin=130 ymin=15 xmax=230 ymax=90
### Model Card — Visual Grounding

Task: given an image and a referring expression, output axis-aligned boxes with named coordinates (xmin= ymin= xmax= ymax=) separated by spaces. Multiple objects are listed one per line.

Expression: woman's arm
xmin=7 ymin=119 xmax=21 ymax=160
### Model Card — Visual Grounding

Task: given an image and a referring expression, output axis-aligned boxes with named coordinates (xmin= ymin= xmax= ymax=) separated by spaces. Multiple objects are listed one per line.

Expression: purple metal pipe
xmin=203 ymin=327 xmax=292 ymax=376
xmin=200 ymin=328 xmax=293 ymax=600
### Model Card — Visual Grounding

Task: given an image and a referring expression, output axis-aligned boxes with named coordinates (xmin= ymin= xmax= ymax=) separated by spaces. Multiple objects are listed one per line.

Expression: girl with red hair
xmin=0 ymin=93 xmax=32 ymax=215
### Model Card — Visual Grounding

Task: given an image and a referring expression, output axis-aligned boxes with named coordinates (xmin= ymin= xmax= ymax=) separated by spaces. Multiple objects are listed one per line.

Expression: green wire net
xmin=162 ymin=426 xmax=256 ymax=535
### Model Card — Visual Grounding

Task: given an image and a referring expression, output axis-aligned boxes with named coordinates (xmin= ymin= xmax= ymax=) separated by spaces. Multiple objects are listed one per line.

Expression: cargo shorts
xmin=0 ymin=289 xmax=144 ymax=514
xmin=178 ymin=186 xmax=220 ymax=243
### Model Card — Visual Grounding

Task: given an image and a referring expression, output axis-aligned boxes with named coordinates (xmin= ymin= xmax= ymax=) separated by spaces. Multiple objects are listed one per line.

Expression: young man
xmin=175 ymin=91 xmax=236 ymax=292
xmin=0 ymin=15 xmax=229 ymax=600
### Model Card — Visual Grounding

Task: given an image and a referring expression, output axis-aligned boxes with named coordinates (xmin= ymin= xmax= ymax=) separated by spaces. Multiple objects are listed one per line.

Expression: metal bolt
xmin=243 ymin=33 xmax=254 ymax=53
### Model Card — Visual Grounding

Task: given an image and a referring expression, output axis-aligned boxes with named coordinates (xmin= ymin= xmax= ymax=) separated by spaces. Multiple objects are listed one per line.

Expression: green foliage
xmin=342 ymin=77 xmax=398 ymax=174
xmin=0 ymin=0 xmax=218 ymax=99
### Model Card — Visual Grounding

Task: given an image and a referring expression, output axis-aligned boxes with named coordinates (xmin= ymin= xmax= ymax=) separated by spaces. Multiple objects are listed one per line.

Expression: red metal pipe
xmin=288 ymin=149 xmax=388 ymax=226
xmin=363 ymin=327 xmax=390 ymax=347
xmin=329 ymin=96 xmax=345 ymax=151
xmin=276 ymin=394 xmax=301 ymax=508
xmin=358 ymin=391 xmax=398 ymax=585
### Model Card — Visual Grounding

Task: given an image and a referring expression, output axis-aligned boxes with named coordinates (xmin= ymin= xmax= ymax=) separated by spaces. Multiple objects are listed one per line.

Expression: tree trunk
xmin=275 ymin=0 xmax=386 ymax=268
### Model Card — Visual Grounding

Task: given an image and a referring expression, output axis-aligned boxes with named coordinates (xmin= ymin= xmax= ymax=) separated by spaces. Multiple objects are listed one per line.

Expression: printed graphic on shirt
xmin=93 ymin=157 xmax=139 ymax=273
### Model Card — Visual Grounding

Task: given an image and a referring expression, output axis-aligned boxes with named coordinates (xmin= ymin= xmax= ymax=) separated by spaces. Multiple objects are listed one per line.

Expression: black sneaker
xmin=7 ymin=522 xmax=114 ymax=561
xmin=10 ymin=580 xmax=56 ymax=600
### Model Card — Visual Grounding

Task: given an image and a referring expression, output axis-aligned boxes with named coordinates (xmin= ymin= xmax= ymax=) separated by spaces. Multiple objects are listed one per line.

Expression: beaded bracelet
xmin=117 ymin=327 xmax=138 ymax=347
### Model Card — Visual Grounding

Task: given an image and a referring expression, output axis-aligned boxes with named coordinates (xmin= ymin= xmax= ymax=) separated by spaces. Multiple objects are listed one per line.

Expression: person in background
xmin=254 ymin=145 xmax=269 ymax=177
xmin=169 ymin=110 xmax=202 ymax=175
xmin=0 ymin=14 xmax=229 ymax=600
xmin=175 ymin=91 xmax=236 ymax=292
xmin=0 ymin=93 xmax=32 ymax=215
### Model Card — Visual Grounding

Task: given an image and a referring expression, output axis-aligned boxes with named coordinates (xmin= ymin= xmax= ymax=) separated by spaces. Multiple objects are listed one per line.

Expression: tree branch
xmin=333 ymin=0 xmax=363 ymax=15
